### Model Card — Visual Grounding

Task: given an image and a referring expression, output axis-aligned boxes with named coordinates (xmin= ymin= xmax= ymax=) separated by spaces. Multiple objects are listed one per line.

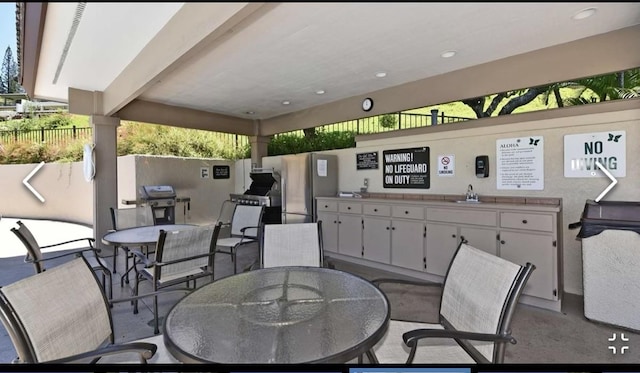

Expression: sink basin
xmin=454 ymin=200 xmax=482 ymax=204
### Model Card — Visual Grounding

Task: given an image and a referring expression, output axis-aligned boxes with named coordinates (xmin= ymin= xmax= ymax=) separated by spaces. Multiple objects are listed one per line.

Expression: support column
xmin=249 ymin=135 xmax=270 ymax=169
xmin=90 ymin=115 xmax=120 ymax=252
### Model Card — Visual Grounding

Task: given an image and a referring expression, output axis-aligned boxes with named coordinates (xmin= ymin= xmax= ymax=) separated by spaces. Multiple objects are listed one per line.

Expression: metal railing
xmin=0 ymin=125 xmax=250 ymax=152
xmin=276 ymin=110 xmax=473 ymax=138
xmin=0 ymin=110 xmax=471 ymax=153
xmin=0 ymin=126 xmax=92 ymax=146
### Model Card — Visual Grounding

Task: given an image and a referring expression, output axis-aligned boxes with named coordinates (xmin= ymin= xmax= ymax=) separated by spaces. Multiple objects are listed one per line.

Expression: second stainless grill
xmin=139 ymin=185 xmax=176 ymax=224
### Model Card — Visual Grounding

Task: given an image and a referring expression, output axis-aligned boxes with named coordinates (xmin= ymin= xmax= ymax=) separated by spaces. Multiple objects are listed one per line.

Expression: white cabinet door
xmin=460 ymin=226 xmax=498 ymax=256
xmin=338 ymin=214 xmax=362 ymax=258
xmin=425 ymin=223 xmax=459 ymax=276
xmin=499 ymin=230 xmax=557 ymax=301
xmin=391 ymin=220 xmax=425 ymax=272
xmin=363 ymin=217 xmax=391 ymax=264
xmin=317 ymin=212 xmax=338 ymax=253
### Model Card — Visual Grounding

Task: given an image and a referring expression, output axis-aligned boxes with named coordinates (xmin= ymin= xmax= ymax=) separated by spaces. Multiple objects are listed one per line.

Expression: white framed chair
xmin=109 ymin=206 xmax=154 ymax=286
xmin=369 ymin=241 xmax=535 ymax=364
xmin=133 ymin=224 xmax=220 ymax=334
xmin=10 ymin=220 xmax=113 ymax=301
xmin=215 ymin=199 xmax=237 ymax=226
xmin=0 ymin=256 xmax=179 ymax=364
xmin=215 ymin=204 xmax=264 ymax=274
xmin=259 ymin=221 xmax=324 ymax=268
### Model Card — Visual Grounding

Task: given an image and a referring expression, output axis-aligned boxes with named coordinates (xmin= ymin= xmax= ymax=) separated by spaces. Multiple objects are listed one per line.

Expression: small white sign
xmin=317 ymin=159 xmax=327 ymax=177
xmin=564 ymin=131 xmax=626 ymax=178
xmin=437 ymin=154 xmax=455 ymax=177
xmin=496 ymin=136 xmax=544 ymax=190
xmin=200 ymin=167 xmax=210 ymax=179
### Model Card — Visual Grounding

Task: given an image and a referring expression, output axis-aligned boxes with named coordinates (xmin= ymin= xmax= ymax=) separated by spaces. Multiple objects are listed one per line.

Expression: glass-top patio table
xmin=163 ymin=266 xmax=390 ymax=363
xmin=101 ymin=224 xmax=196 ymax=247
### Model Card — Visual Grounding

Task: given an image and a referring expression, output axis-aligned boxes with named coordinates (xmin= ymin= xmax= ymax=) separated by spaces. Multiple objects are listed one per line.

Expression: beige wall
xmin=331 ymin=105 xmax=640 ymax=296
xmin=251 ymin=102 xmax=640 ymax=296
xmin=0 ymin=162 xmax=92 ymax=224
xmin=131 ymin=155 xmax=236 ymax=225
xmin=0 ymin=155 xmax=237 ymax=227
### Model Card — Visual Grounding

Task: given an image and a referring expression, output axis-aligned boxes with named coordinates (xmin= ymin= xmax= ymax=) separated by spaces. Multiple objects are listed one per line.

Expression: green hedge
xmin=0 ymin=121 xmax=357 ymax=164
xmin=268 ymin=130 xmax=356 ymax=156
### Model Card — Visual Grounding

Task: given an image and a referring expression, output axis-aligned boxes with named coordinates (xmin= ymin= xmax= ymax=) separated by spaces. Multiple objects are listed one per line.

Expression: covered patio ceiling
xmin=18 ymin=3 xmax=640 ymax=137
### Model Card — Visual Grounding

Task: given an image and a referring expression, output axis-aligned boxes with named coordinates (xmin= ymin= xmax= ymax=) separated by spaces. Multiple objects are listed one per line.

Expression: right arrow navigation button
xmin=595 ymin=160 xmax=618 ymax=202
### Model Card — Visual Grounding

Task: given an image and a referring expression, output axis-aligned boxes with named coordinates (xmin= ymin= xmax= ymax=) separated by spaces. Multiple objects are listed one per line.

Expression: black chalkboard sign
xmin=213 ymin=165 xmax=230 ymax=179
xmin=356 ymin=152 xmax=379 ymax=170
xmin=383 ymin=147 xmax=430 ymax=189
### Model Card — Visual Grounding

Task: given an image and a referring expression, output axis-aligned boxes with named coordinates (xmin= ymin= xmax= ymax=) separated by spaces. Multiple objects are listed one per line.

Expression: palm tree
xmin=560 ymin=68 xmax=640 ymax=105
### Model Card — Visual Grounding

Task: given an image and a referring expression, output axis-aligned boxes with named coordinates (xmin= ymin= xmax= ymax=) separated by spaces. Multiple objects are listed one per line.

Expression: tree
xmin=0 ymin=46 xmax=20 ymax=94
xmin=461 ymin=68 xmax=640 ymax=118
xmin=461 ymin=85 xmax=553 ymax=118
xmin=562 ymin=69 xmax=640 ymax=105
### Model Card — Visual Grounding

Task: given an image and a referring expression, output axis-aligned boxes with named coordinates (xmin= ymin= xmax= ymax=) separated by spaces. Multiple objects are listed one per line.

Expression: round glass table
xmin=101 ymin=224 xmax=196 ymax=246
xmin=163 ymin=266 xmax=390 ymax=363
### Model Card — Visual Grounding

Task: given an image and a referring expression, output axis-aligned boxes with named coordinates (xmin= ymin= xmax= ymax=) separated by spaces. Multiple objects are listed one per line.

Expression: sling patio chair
xmin=132 ymin=223 xmax=220 ymax=334
xmin=368 ymin=241 xmax=535 ymax=364
xmin=10 ymin=220 xmax=113 ymax=301
xmin=215 ymin=204 xmax=264 ymax=274
xmin=0 ymin=255 xmax=180 ymax=364
xmin=258 ymin=220 xmax=324 ymax=269
xmin=109 ymin=206 xmax=155 ymax=286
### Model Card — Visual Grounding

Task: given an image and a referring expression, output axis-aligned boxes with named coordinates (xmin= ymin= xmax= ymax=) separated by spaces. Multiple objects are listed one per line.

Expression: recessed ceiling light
xmin=316 ymin=90 xmax=325 ymax=95
xmin=282 ymin=100 xmax=291 ymax=105
xmin=245 ymin=111 xmax=255 ymax=115
xmin=572 ymin=7 xmax=597 ymax=20
xmin=441 ymin=50 xmax=456 ymax=58
xmin=375 ymin=72 xmax=387 ymax=78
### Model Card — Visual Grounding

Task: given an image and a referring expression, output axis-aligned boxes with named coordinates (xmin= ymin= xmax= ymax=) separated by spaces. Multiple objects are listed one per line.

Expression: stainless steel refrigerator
xmin=281 ymin=153 xmax=338 ymax=224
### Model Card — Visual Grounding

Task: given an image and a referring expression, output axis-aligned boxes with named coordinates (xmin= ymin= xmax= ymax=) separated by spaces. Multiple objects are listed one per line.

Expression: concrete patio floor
xmin=0 ymin=217 xmax=638 ymax=366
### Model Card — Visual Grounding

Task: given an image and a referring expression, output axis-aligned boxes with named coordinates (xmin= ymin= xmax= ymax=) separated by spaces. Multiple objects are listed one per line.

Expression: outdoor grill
xmin=229 ymin=168 xmax=282 ymax=224
xmin=139 ymin=185 xmax=177 ymax=224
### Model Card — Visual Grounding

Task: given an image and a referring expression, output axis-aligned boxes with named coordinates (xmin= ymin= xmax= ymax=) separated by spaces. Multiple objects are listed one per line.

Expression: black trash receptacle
xmin=570 ymin=200 xmax=640 ymax=331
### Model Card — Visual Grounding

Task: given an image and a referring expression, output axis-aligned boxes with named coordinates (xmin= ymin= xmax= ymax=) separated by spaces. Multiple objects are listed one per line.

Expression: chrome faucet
xmin=466 ymin=184 xmax=478 ymax=202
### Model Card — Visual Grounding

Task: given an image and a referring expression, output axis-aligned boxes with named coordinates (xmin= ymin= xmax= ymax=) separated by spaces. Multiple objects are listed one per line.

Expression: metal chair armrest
xmin=239 ymin=226 xmax=260 ymax=235
xmin=46 ymin=342 xmax=157 ymax=364
xmin=109 ymin=288 xmax=193 ymax=305
xmin=130 ymin=249 xmax=153 ymax=267
xmin=401 ymin=328 xmax=516 ymax=364
xmin=25 ymin=248 xmax=93 ymax=263
xmin=41 ymin=237 xmax=95 ymax=249
xmin=155 ymin=252 xmax=216 ymax=267
xmin=371 ymin=277 xmax=441 ymax=288
xmin=403 ymin=328 xmax=516 ymax=346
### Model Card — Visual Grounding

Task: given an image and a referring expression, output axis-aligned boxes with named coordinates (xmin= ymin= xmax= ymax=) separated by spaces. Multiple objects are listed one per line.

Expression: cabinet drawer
xmin=339 ymin=201 xmax=362 ymax=214
xmin=363 ymin=204 xmax=391 ymax=217
xmin=500 ymin=212 xmax=553 ymax=232
xmin=427 ymin=208 xmax=496 ymax=227
xmin=392 ymin=205 xmax=425 ymax=220
xmin=317 ymin=200 xmax=337 ymax=212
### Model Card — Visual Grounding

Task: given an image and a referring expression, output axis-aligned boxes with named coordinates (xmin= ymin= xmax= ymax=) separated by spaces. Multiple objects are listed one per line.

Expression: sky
xmin=0 ymin=2 xmax=17 ymax=58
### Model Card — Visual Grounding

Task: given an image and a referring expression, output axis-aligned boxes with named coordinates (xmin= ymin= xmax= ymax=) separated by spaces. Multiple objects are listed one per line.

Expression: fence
xmin=0 ymin=126 xmax=92 ymax=146
xmin=0 ymin=110 xmax=471 ymax=151
xmin=276 ymin=109 xmax=473 ymax=138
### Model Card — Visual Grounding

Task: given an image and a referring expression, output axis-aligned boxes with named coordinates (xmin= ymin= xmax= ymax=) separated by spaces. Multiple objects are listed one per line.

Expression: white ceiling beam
xmin=100 ymin=2 xmax=270 ymax=117
xmin=117 ymin=99 xmax=254 ymax=136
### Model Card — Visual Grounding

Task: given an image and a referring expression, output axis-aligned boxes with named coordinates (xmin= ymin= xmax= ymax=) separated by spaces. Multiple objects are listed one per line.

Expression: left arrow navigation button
xmin=23 ymin=161 xmax=46 ymax=203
